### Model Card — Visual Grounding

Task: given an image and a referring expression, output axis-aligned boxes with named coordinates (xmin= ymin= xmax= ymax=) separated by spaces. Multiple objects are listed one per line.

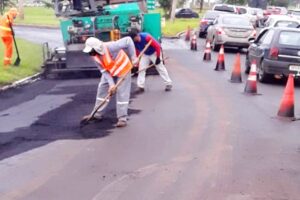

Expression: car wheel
xmin=258 ymin=61 xmax=272 ymax=83
xmin=245 ymin=56 xmax=250 ymax=74
xmin=199 ymin=32 xmax=205 ymax=38
xmin=211 ymin=37 xmax=220 ymax=52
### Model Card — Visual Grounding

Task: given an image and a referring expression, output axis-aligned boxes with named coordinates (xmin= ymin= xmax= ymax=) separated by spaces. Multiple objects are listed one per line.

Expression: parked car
xmin=212 ymin=4 xmax=237 ymax=13
xmin=246 ymin=27 xmax=300 ymax=83
xmin=175 ymin=8 xmax=199 ymax=18
xmin=288 ymin=9 xmax=300 ymax=20
xmin=240 ymin=7 xmax=264 ymax=27
xmin=263 ymin=15 xmax=300 ymax=29
xmin=206 ymin=14 xmax=256 ymax=51
xmin=264 ymin=6 xmax=288 ymax=16
xmin=198 ymin=10 xmax=225 ymax=38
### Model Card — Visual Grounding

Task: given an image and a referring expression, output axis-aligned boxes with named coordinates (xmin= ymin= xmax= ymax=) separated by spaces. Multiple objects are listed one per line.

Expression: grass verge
xmin=14 ymin=7 xmax=59 ymax=26
xmin=0 ymin=38 xmax=43 ymax=86
xmin=162 ymin=18 xmax=200 ymax=37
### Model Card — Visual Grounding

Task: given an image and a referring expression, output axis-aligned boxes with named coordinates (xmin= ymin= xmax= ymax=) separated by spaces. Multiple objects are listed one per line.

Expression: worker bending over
xmin=0 ymin=8 xmax=18 ymax=67
xmin=130 ymin=30 xmax=172 ymax=93
xmin=82 ymin=37 xmax=137 ymax=127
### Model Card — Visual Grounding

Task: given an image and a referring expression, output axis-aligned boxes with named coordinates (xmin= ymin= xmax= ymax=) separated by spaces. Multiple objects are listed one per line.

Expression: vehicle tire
xmin=211 ymin=37 xmax=220 ymax=52
xmin=258 ymin=61 xmax=272 ymax=83
xmin=245 ymin=56 xmax=251 ymax=74
xmin=199 ymin=32 xmax=205 ymax=38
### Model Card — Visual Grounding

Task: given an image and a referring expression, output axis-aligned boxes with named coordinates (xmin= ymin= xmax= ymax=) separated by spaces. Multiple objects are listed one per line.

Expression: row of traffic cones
xmin=186 ymin=28 xmax=296 ymax=120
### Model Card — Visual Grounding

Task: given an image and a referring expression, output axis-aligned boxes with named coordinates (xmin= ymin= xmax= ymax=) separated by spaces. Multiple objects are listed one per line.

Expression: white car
xmin=241 ymin=7 xmax=264 ymax=27
xmin=288 ymin=9 xmax=300 ymax=20
xmin=206 ymin=14 xmax=256 ymax=51
xmin=264 ymin=15 xmax=300 ymax=28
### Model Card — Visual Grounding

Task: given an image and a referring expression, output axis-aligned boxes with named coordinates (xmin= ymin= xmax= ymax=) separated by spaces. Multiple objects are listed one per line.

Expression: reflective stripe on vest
xmin=93 ymin=48 xmax=132 ymax=77
xmin=111 ymin=50 xmax=132 ymax=77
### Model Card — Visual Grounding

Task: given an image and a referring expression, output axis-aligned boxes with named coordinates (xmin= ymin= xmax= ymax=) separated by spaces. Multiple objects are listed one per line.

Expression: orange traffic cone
xmin=214 ymin=45 xmax=225 ymax=71
xmin=277 ymin=74 xmax=295 ymax=119
xmin=190 ymin=33 xmax=197 ymax=51
xmin=244 ymin=60 xmax=258 ymax=94
xmin=185 ymin=26 xmax=191 ymax=41
xmin=203 ymin=40 xmax=211 ymax=61
xmin=230 ymin=53 xmax=242 ymax=83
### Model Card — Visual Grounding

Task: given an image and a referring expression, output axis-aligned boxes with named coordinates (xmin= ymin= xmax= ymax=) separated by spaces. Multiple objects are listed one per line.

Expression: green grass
xmin=0 ymin=38 xmax=43 ymax=85
xmin=162 ymin=18 xmax=200 ymax=36
xmin=14 ymin=7 xmax=59 ymax=26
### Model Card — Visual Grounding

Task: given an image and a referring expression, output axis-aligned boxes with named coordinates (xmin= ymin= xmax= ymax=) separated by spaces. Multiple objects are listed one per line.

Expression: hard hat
xmin=9 ymin=7 xmax=19 ymax=17
xmin=83 ymin=37 xmax=105 ymax=55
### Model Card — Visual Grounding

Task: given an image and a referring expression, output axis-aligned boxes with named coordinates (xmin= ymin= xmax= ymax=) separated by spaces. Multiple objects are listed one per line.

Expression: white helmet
xmin=83 ymin=37 xmax=105 ymax=55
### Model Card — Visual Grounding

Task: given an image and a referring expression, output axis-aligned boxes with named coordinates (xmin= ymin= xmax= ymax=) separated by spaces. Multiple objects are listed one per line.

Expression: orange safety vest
xmin=94 ymin=47 xmax=133 ymax=77
xmin=0 ymin=13 xmax=13 ymax=37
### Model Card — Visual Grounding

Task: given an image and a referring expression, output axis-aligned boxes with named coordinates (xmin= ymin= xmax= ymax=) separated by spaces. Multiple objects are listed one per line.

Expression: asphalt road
xmin=1 ymin=30 xmax=300 ymax=200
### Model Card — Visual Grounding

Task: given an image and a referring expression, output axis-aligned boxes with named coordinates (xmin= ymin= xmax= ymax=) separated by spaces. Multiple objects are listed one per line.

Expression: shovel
xmin=7 ymin=16 xmax=20 ymax=66
xmin=80 ymin=40 xmax=152 ymax=127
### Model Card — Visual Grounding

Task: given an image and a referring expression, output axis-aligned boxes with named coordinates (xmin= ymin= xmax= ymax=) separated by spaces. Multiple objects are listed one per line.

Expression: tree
xmin=170 ymin=0 xmax=177 ymax=22
xmin=158 ymin=0 xmax=172 ymax=18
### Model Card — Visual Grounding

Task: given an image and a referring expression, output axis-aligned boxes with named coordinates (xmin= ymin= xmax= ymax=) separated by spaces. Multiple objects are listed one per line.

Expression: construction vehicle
xmin=42 ymin=0 xmax=161 ymax=76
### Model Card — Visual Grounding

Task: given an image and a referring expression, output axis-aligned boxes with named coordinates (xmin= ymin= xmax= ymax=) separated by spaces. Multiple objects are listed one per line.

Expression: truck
xmin=42 ymin=0 xmax=161 ymax=76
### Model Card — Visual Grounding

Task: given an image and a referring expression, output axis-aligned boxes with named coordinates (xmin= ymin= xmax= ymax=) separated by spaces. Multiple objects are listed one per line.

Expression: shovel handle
xmin=81 ymin=40 xmax=152 ymax=126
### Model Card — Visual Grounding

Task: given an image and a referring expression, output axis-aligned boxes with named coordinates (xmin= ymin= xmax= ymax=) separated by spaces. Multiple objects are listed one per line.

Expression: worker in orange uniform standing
xmin=0 ymin=8 xmax=18 ymax=67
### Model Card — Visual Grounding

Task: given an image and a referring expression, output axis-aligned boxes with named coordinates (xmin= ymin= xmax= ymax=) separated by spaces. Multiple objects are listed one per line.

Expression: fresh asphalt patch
xmin=0 ymin=74 xmax=142 ymax=161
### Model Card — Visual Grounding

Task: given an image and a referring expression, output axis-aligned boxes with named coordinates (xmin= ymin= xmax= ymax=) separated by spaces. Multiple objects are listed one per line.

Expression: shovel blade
xmin=13 ymin=57 xmax=21 ymax=66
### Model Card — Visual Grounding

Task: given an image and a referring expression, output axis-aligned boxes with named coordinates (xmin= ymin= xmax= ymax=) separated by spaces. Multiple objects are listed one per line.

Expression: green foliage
xmin=158 ymin=0 xmax=172 ymax=18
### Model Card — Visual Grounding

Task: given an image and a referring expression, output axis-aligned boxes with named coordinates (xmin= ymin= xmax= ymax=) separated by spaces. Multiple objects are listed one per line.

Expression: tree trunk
xmin=200 ymin=0 xmax=204 ymax=12
xmin=170 ymin=0 xmax=177 ymax=22
xmin=18 ymin=0 xmax=24 ymax=20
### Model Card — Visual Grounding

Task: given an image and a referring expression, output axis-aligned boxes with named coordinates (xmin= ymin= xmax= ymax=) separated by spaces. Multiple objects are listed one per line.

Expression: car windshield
xmin=222 ymin=16 xmax=251 ymax=26
xmin=275 ymin=20 xmax=299 ymax=28
xmin=278 ymin=31 xmax=300 ymax=46
xmin=205 ymin=12 xmax=220 ymax=19
xmin=214 ymin=5 xmax=234 ymax=13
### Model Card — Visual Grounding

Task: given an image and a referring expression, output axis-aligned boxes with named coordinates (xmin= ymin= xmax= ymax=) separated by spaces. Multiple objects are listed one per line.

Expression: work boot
xmin=135 ymin=87 xmax=145 ymax=94
xmin=165 ymin=84 xmax=172 ymax=91
xmin=115 ymin=118 xmax=127 ymax=128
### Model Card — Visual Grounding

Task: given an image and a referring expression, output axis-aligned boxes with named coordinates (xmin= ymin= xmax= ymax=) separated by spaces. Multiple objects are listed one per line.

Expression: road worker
xmin=0 ymin=8 xmax=18 ymax=67
xmin=82 ymin=36 xmax=137 ymax=127
xmin=129 ymin=29 xmax=172 ymax=93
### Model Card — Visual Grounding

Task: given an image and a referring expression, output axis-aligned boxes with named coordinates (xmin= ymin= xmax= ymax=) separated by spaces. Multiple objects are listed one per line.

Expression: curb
xmin=0 ymin=73 xmax=41 ymax=92
xmin=15 ymin=24 xmax=59 ymax=30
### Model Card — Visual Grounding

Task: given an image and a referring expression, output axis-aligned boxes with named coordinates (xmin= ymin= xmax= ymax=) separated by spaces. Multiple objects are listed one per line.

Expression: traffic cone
xmin=214 ymin=45 xmax=225 ymax=71
xmin=203 ymin=40 xmax=211 ymax=61
xmin=185 ymin=26 xmax=191 ymax=41
xmin=230 ymin=53 xmax=242 ymax=83
xmin=277 ymin=74 xmax=295 ymax=119
xmin=244 ymin=60 xmax=258 ymax=94
xmin=190 ymin=33 xmax=197 ymax=51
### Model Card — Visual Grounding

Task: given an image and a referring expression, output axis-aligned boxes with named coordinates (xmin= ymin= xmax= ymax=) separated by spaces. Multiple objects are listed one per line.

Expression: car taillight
xmin=269 ymin=47 xmax=279 ymax=59
xmin=251 ymin=30 xmax=256 ymax=37
xmin=217 ymin=28 xmax=225 ymax=35
xmin=200 ymin=19 xmax=208 ymax=25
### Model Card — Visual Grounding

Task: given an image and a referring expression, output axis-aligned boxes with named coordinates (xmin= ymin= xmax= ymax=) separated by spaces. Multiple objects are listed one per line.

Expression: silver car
xmin=206 ymin=14 xmax=256 ymax=51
